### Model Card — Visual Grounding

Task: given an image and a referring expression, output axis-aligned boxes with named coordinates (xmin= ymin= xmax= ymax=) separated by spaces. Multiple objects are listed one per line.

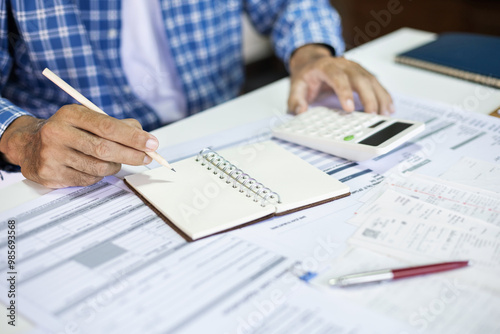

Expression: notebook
xmin=124 ymin=141 xmax=350 ymax=241
xmin=395 ymin=32 xmax=500 ymax=88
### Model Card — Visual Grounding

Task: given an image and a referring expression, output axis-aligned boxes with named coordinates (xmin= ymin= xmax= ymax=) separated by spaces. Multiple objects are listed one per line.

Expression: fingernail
xmin=145 ymin=138 xmax=159 ymax=151
xmin=295 ymin=106 xmax=302 ymax=114
xmin=346 ymin=99 xmax=355 ymax=111
xmin=143 ymin=155 xmax=153 ymax=165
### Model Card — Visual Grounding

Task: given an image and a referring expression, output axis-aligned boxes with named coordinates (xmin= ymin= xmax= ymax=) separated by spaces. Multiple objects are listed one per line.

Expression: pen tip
xmin=171 ymin=168 xmax=176 ymax=172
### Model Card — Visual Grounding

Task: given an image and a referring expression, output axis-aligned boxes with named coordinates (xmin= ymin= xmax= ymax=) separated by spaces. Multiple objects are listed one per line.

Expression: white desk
xmin=1 ymin=28 xmax=500 ymax=333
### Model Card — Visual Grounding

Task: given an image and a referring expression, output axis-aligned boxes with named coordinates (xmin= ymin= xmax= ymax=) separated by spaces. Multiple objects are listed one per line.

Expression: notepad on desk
xmin=124 ymin=141 xmax=350 ymax=241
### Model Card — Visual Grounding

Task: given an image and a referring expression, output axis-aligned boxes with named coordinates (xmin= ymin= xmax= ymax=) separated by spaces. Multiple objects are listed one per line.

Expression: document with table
xmin=1 ymin=92 xmax=500 ymax=333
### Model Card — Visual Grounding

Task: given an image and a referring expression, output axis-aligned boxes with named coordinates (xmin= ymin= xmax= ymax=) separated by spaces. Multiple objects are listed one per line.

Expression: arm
xmin=244 ymin=0 xmax=392 ymax=115
xmin=0 ymin=5 xmax=158 ymax=188
xmin=0 ymin=1 xmax=33 ymax=166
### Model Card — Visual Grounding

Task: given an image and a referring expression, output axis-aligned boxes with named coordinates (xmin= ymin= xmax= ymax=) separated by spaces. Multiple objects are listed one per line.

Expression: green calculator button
xmin=343 ymin=135 xmax=355 ymax=141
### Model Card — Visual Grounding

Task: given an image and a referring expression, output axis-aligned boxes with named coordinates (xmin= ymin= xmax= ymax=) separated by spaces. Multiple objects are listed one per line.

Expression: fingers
xmin=121 ymin=118 xmax=143 ymax=129
xmin=371 ymin=80 xmax=394 ymax=115
xmin=348 ymin=64 xmax=393 ymax=115
xmin=289 ymin=57 xmax=393 ymax=115
xmin=24 ymin=166 xmax=104 ymax=189
xmin=289 ymin=64 xmax=355 ymax=114
xmin=65 ymin=149 xmax=122 ymax=177
xmin=20 ymin=148 xmax=104 ymax=189
xmin=56 ymin=105 xmax=159 ymax=152
xmin=288 ymin=80 xmax=310 ymax=114
xmin=40 ymin=115 xmax=152 ymax=166
xmin=349 ymin=74 xmax=379 ymax=114
xmin=75 ymin=130 xmax=151 ymax=166
xmin=318 ymin=65 xmax=355 ymax=112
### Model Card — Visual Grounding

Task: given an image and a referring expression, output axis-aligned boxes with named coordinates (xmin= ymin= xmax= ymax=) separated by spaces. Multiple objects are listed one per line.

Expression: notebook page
xmin=217 ymin=141 xmax=350 ymax=214
xmin=125 ymin=157 xmax=275 ymax=240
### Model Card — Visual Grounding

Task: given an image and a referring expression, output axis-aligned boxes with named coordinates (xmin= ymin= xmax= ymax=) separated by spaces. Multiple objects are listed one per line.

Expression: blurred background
xmin=243 ymin=0 xmax=500 ymax=92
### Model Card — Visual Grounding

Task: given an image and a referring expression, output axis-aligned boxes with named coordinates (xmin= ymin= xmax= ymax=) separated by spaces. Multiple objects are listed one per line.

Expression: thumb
xmin=287 ymin=80 xmax=309 ymax=114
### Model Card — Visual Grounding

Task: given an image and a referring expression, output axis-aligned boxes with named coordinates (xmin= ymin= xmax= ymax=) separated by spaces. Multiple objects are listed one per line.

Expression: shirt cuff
xmin=273 ymin=7 xmax=345 ymax=71
xmin=280 ymin=29 xmax=345 ymax=72
xmin=0 ymin=103 xmax=33 ymax=171
xmin=0 ymin=103 xmax=34 ymax=141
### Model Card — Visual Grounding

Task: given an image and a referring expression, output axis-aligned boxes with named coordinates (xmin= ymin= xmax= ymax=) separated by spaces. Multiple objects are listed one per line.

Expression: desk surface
xmin=1 ymin=28 xmax=500 ymax=334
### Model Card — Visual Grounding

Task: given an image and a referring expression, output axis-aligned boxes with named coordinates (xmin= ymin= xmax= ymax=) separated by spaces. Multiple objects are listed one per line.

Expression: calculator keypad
xmin=273 ymin=106 xmax=424 ymax=161
xmin=276 ymin=107 xmax=383 ymax=142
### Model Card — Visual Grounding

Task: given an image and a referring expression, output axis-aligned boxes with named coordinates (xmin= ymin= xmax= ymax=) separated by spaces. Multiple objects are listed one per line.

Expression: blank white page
xmin=218 ymin=141 xmax=350 ymax=214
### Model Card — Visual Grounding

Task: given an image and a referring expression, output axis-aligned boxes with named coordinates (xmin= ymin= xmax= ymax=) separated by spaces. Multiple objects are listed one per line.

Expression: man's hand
xmin=0 ymin=104 xmax=159 ymax=188
xmin=288 ymin=44 xmax=394 ymax=115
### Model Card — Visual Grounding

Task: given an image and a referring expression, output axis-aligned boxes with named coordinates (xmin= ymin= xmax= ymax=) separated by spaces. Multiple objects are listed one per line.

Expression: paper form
xmin=312 ymin=247 xmax=500 ymax=334
xmin=350 ymin=190 xmax=500 ymax=240
xmin=179 ymin=265 xmax=415 ymax=334
xmin=0 ymin=170 xmax=25 ymax=191
xmin=359 ymin=94 xmax=500 ymax=177
xmin=354 ymin=174 xmax=500 ymax=227
xmin=0 ymin=176 xmax=408 ymax=334
xmin=2 ymin=92 xmax=500 ymax=333
xmin=440 ymin=156 xmax=500 ymax=193
xmin=349 ymin=210 xmax=500 ymax=277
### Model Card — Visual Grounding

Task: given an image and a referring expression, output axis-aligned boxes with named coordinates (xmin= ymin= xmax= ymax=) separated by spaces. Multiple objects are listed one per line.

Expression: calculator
xmin=272 ymin=107 xmax=425 ymax=161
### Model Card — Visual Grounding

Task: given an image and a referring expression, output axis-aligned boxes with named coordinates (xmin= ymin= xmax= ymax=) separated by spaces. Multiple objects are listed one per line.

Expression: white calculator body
xmin=272 ymin=107 xmax=425 ymax=161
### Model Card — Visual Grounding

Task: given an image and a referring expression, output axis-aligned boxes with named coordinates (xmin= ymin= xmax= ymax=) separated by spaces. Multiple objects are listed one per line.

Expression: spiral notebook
xmin=124 ymin=141 xmax=350 ymax=241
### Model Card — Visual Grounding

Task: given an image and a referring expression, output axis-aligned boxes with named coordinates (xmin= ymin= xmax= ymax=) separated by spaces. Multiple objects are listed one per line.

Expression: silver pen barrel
xmin=329 ymin=269 xmax=393 ymax=287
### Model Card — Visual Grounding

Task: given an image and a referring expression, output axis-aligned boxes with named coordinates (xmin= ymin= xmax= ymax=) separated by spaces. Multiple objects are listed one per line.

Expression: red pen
xmin=328 ymin=261 xmax=469 ymax=287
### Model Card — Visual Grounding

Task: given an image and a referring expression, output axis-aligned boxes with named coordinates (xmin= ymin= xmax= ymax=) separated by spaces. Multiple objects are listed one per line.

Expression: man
xmin=0 ymin=0 xmax=392 ymax=188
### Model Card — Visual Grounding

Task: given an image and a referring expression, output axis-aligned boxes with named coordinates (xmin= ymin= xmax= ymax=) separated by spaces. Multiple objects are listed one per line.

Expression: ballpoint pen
xmin=328 ymin=261 xmax=469 ymax=287
xmin=42 ymin=68 xmax=176 ymax=172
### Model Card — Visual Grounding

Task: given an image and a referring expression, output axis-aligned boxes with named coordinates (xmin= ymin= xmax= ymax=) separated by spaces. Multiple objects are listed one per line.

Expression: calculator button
xmin=343 ymin=135 xmax=355 ymax=141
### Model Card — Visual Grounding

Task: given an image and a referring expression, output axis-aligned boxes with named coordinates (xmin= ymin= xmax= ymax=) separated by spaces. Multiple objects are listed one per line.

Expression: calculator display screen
xmin=359 ymin=122 xmax=413 ymax=146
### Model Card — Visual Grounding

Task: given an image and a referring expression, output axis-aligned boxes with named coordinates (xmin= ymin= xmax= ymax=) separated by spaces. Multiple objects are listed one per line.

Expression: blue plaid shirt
xmin=0 ymin=0 xmax=344 ymax=137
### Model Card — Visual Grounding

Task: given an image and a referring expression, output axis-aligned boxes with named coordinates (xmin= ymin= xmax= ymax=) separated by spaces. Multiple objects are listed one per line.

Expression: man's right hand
xmin=0 ymin=104 xmax=159 ymax=188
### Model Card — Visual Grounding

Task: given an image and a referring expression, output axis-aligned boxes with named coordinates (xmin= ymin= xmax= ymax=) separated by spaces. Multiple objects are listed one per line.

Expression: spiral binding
xmin=195 ymin=148 xmax=281 ymax=207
